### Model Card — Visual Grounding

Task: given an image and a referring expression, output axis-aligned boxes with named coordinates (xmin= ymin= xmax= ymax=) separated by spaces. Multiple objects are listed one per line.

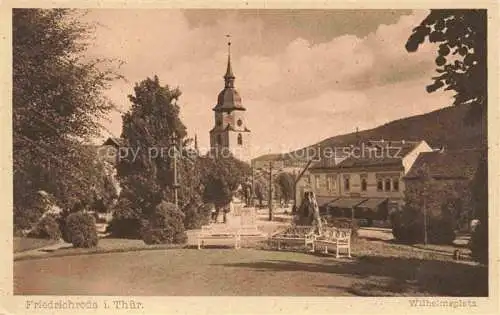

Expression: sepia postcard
xmin=0 ymin=0 xmax=499 ymax=314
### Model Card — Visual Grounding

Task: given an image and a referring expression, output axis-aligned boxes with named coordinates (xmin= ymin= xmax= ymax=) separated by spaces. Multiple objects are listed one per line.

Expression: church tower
xmin=209 ymin=38 xmax=251 ymax=162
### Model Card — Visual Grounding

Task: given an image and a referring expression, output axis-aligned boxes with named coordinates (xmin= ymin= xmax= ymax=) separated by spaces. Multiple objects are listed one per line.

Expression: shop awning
xmin=328 ymin=198 xmax=367 ymax=209
xmin=357 ymin=198 xmax=388 ymax=210
xmin=316 ymin=196 xmax=339 ymax=207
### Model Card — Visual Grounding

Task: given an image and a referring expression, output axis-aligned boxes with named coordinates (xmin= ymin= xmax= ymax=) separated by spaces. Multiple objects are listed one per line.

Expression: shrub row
xmin=27 ymin=211 xmax=99 ymax=248
xmin=391 ymin=210 xmax=456 ymax=245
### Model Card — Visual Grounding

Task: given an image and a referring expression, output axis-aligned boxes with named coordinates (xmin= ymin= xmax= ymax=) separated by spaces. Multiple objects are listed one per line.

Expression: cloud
xmin=84 ymin=9 xmax=454 ymax=158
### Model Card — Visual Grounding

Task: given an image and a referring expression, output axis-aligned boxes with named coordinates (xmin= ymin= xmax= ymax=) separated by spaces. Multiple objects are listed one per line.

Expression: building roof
xmin=311 ymin=140 xmax=422 ymax=170
xmin=213 ymin=42 xmax=246 ymax=112
xmin=214 ymin=88 xmax=245 ymax=111
xmin=405 ymin=149 xmax=483 ymax=180
xmin=103 ymin=137 xmax=124 ymax=147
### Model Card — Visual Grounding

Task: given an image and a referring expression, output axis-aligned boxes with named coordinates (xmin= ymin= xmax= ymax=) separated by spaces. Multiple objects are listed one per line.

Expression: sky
xmin=83 ymin=9 xmax=454 ymax=158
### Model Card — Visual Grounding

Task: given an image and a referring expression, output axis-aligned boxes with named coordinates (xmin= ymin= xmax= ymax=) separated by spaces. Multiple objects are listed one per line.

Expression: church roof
xmin=213 ymin=40 xmax=246 ymax=112
xmin=215 ymin=88 xmax=245 ymax=111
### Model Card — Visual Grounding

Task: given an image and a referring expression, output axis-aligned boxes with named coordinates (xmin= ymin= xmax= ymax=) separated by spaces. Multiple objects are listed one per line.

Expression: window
xmin=326 ymin=175 xmax=336 ymax=191
xmin=393 ymin=178 xmax=399 ymax=191
xmin=361 ymin=178 xmax=367 ymax=191
xmin=216 ymin=134 xmax=222 ymax=145
xmin=377 ymin=178 xmax=383 ymax=191
xmin=216 ymin=119 xmax=222 ymax=126
xmin=237 ymin=133 xmax=243 ymax=145
xmin=384 ymin=178 xmax=391 ymax=191
xmin=237 ymin=119 xmax=243 ymax=127
xmin=344 ymin=175 xmax=350 ymax=191
xmin=315 ymin=175 xmax=321 ymax=189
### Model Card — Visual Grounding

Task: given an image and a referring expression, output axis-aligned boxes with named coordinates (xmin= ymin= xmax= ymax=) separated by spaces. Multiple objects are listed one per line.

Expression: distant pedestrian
xmin=470 ymin=219 xmax=480 ymax=233
xmin=223 ymin=206 xmax=228 ymax=224
xmin=309 ymin=192 xmax=322 ymax=235
xmin=211 ymin=206 xmax=217 ymax=223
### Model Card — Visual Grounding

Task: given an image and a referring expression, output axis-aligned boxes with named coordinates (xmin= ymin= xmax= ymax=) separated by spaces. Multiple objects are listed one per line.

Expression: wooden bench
xmin=269 ymin=225 xmax=316 ymax=251
xmin=313 ymin=227 xmax=352 ymax=258
xmin=197 ymin=224 xmax=241 ymax=249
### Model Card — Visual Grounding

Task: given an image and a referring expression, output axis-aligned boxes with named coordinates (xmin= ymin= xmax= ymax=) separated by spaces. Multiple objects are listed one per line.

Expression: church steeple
xmin=224 ymin=35 xmax=235 ymax=88
xmin=213 ymin=35 xmax=245 ymax=112
xmin=209 ymin=35 xmax=251 ymax=162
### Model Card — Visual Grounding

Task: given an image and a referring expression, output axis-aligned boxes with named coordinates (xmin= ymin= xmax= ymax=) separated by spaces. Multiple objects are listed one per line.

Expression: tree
xmin=202 ymin=155 xmax=251 ymax=214
xmin=141 ymin=201 xmax=187 ymax=245
xmin=469 ymin=153 xmax=488 ymax=263
xmin=254 ymin=178 xmax=268 ymax=207
xmin=13 ymin=9 xmax=120 ymax=231
xmin=276 ymin=172 xmax=296 ymax=204
xmin=112 ymin=76 xmax=190 ymax=237
xmin=406 ymin=9 xmax=487 ymax=124
xmin=406 ymin=9 xmax=488 ymax=258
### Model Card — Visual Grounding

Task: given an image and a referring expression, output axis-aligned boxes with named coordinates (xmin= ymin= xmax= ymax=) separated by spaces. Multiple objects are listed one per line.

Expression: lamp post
xmin=419 ymin=163 xmax=431 ymax=246
xmin=170 ymin=132 xmax=180 ymax=209
xmin=268 ymin=161 xmax=274 ymax=221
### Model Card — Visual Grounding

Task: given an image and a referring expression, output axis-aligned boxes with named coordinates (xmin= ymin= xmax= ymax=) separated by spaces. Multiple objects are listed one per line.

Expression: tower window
xmin=217 ymin=119 xmax=222 ymax=127
xmin=216 ymin=134 xmax=222 ymax=145
xmin=237 ymin=133 xmax=243 ymax=145
xmin=237 ymin=119 xmax=243 ymax=127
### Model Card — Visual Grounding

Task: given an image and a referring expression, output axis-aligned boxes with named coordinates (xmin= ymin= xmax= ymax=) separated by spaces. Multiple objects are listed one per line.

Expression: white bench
xmin=313 ymin=227 xmax=352 ymax=258
xmin=269 ymin=225 xmax=316 ymax=251
xmin=197 ymin=224 xmax=241 ymax=249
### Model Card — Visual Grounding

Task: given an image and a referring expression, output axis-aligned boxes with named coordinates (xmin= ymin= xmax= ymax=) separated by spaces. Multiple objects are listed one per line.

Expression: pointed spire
xmin=224 ymin=34 xmax=235 ymax=88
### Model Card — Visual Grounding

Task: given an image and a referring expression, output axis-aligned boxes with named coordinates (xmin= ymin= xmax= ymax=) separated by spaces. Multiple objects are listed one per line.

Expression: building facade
xmin=403 ymin=149 xmax=483 ymax=232
xmin=296 ymin=140 xmax=433 ymax=223
xmin=209 ymin=41 xmax=251 ymax=162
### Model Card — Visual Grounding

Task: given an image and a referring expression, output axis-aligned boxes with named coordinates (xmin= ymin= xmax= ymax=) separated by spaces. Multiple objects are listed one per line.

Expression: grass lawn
xmin=13 ymin=237 xmax=58 ymax=253
xmin=14 ymin=237 xmax=185 ymax=261
xmin=14 ymin=237 xmax=487 ymax=296
xmin=347 ymin=238 xmax=486 ymax=296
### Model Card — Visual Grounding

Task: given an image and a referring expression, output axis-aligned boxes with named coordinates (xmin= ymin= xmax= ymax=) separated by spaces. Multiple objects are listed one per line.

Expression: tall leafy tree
xmin=276 ymin=172 xmax=296 ymax=204
xmin=254 ymin=178 xmax=268 ymax=207
xmin=13 ymin=9 xmax=120 ymax=230
xmin=113 ymin=76 xmax=188 ymax=233
xmin=406 ymin=9 xmax=488 ymax=261
xmin=406 ymin=9 xmax=487 ymax=124
xmin=202 ymin=155 xmax=251 ymax=212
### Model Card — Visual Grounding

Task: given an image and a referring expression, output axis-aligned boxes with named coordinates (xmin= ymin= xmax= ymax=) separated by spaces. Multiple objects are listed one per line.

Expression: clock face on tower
xmin=237 ymin=119 xmax=243 ymax=127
